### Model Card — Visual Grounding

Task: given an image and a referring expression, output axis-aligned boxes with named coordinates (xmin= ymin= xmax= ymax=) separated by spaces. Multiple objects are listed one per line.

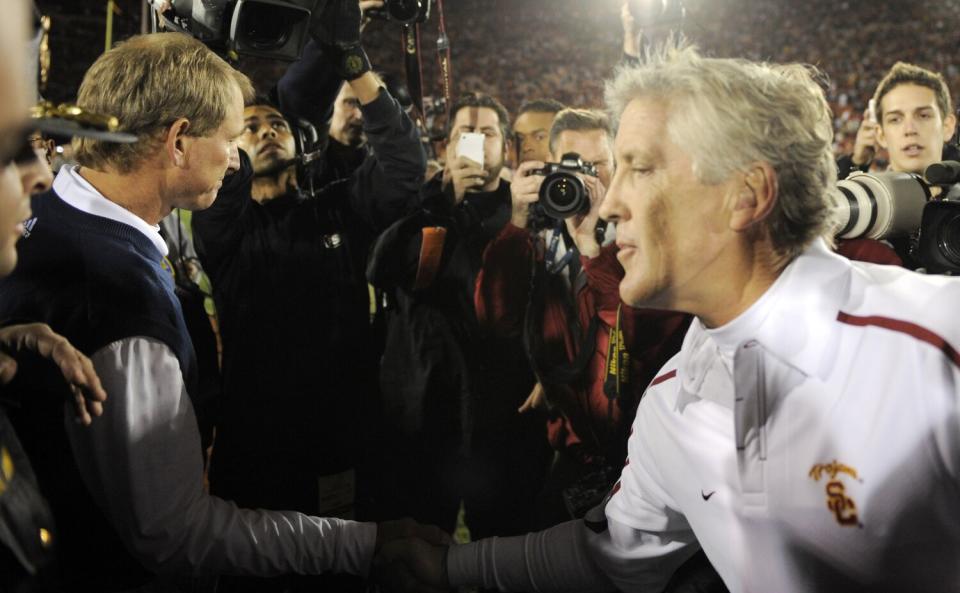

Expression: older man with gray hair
xmin=379 ymin=43 xmax=960 ymax=593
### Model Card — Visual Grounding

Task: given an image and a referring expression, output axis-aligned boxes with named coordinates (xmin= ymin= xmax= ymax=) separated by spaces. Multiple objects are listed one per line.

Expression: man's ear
xmin=729 ymin=162 xmax=778 ymax=233
xmin=942 ymin=112 xmax=957 ymax=143
xmin=164 ymin=118 xmax=192 ymax=168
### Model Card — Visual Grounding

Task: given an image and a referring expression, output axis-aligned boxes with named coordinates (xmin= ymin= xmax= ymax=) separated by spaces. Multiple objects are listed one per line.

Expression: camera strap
xmin=603 ymin=304 xmax=630 ymax=400
xmin=413 ymin=226 xmax=447 ymax=290
xmin=545 ymin=222 xmax=577 ymax=275
xmin=435 ymin=0 xmax=453 ymax=120
xmin=403 ymin=24 xmax=425 ymax=117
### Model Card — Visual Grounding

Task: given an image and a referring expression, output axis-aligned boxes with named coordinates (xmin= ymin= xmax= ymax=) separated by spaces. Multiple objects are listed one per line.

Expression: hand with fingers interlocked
xmin=0 ymin=323 xmax=107 ymax=425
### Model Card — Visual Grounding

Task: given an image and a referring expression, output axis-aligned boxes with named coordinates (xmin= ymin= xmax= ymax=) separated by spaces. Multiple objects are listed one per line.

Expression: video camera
xmin=835 ymin=162 xmax=960 ymax=274
xmin=366 ymin=0 xmax=432 ymax=24
xmin=528 ymin=152 xmax=598 ymax=230
xmin=155 ymin=0 xmax=317 ymax=61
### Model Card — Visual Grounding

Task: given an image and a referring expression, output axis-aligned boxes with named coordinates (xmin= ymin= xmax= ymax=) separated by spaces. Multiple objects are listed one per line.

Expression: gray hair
xmin=604 ymin=43 xmax=839 ymax=261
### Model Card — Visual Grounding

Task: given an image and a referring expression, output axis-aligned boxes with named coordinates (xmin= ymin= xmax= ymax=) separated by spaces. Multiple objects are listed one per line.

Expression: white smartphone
xmin=457 ymin=132 xmax=485 ymax=168
xmin=865 ymin=99 xmax=877 ymax=124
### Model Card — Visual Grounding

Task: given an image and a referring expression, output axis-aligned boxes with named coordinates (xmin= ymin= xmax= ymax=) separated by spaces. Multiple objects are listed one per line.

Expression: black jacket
xmin=369 ymin=175 xmax=534 ymax=452
xmin=192 ymin=87 xmax=424 ymax=512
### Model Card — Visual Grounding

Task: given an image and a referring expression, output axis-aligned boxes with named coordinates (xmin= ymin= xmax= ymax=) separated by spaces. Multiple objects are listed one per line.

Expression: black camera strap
xmin=545 ymin=222 xmax=577 ymax=275
xmin=402 ymin=24 xmax=425 ymax=117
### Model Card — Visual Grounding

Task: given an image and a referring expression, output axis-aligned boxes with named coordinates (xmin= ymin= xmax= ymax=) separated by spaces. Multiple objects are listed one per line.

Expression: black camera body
xmin=528 ymin=152 xmax=598 ymax=229
xmin=366 ymin=0 xmax=432 ymax=24
xmin=158 ymin=0 xmax=315 ymax=61
xmin=916 ymin=178 xmax=960 ymax=275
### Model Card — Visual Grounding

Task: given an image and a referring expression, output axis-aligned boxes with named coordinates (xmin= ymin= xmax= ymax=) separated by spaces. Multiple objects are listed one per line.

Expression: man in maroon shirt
xmin=475 ymin=108 xmax=691 ymax=528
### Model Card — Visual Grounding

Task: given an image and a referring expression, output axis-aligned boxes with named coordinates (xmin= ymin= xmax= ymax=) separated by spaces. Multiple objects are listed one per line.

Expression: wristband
xmin=331 ymin=44 xmax=372 ymax=81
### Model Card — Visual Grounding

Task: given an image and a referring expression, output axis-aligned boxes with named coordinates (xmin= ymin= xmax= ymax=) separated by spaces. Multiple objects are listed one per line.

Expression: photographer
xmin=190 ymin=3 xmax=426 ymax=590
xmin=513 ymin=99 xmax=566 ymax=165
xmin=369 ymin=91 xmax=552 ymax=540
xmin=835 ymin=61 xmax=956 ymax=268
xmin=474 ymin=109 xmax=720 ymax=591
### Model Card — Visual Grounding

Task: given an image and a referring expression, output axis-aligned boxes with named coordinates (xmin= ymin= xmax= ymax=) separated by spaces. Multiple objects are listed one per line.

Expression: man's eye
xmin=245 ymin=124 xmax=258 ymax=133
xmin=272 ymin=122 xmax=288 ymax=131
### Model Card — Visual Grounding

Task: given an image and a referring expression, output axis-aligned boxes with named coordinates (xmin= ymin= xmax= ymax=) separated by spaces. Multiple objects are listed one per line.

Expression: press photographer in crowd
xmin=833 ymin=61 xmax=957 ymax=268
xmin=475 ymin=108 xmax=721 ymax=591
xmin=0 ymin=29 xmax=444 ymax=592
xmin=379 ymin=43 xmax=960 ymax=593
xmin=190 ymin=2 xmax=426 ymax=590
xmin=512 ymin=99 xmax=566 ymax=165
xmin=369 ymin=91 xmax=552 ymax=540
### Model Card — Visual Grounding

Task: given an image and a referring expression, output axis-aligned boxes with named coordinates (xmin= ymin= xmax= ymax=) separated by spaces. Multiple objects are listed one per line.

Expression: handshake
xmin=373 ymin=518 xmax=456 ymax=593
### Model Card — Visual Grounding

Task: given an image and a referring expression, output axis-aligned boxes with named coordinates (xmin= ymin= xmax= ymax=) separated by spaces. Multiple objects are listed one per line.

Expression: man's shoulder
xmin=842 ymin=261 xmax=960 ymax=361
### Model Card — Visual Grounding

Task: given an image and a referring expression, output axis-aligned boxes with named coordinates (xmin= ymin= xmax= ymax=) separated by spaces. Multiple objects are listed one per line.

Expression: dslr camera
xmin=156 ymin=0 xmax=316 ymax=61
xmin=366 ymin=0 xmax=432 ymax=24
xmin=528 ymin=153 xmax=598 ymax=229
xmin=835 ymin=161 xmax=960 ymax=274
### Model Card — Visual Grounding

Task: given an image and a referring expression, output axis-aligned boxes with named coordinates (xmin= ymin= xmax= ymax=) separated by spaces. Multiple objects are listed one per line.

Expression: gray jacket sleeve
xmin=65 ymin=336 xmax=377 ymax=577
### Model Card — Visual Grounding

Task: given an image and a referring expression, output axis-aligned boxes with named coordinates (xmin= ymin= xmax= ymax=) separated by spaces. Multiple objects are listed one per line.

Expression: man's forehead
xmin=555 ymin=128 xmax=612 ymax=161
xmin=514 ymin=110 xmax=556 ymax=133
xmin=244 ymin=104 xmax=284 ymax=120
xmin=614 ymin=98 xmax=669 ymax=158
xmin=337 ymin=83 xmax=359 ymax=102
xmin=452 ymin=106 xmax=501 ymax=130
xmin=882 ymin=83 xmax=940 ymax=112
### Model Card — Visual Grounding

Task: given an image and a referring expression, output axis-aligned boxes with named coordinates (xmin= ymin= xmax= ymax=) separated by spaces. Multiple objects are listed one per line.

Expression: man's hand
xmin=375 ymin=537 xmax=450 ymax=593
xmin=852 ymin=116 xmax=878 ymax=167
xmin=0 ymin=323 xmax=107 ymax=425
xmin=564 ymin=174 xmax=606 ymax=258
xmin=376 ymin=518 xmax=452 ymax=550
xmin=359 ymin=0 xmax=383 ymax=30
xmin=443 ymin=155 xmax=488 ymax=204
xmin=510 ymin=160 xmax=546 ymax=228
xmin=622 ymin=1 xmax=640 ymax=58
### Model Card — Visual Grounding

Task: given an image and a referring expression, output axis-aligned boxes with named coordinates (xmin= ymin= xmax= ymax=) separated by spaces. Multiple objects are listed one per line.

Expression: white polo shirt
xmin=600 ymin=239 xmax=960 ymax=592
xmin=448 ymin=239 xmax=960 ymax=592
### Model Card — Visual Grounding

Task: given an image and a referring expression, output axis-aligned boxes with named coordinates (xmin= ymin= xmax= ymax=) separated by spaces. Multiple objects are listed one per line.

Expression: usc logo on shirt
xmin=809 ymin=460 xmax=861 ymax=527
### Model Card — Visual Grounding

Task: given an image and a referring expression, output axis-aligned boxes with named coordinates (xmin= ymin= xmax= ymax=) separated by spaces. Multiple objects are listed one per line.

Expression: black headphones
xmin=288 ymin=116 xmax=324 ymax=195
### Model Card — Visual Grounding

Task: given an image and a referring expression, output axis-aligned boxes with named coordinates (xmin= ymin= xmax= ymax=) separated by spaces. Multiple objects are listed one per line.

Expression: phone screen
xmin=456 ymin=132 xmax=485 ymax=168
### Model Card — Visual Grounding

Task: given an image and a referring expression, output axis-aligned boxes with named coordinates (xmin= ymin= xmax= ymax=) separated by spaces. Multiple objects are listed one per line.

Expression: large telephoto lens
xmin=539 ymin=172 xmax=588 ymax=219
xmin=834 ymin=171 xmax=929 ymax=240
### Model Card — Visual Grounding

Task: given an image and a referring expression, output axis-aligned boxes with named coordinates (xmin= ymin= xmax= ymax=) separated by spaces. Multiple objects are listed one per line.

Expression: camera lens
xmin=388 ymin=0 xmax=425 ymax=23
xmin=937 ymin=211 xmax=960 ymax=266
xmin=236 ymin=3 xmax=305 ymax=50
xmin=540 ymin=172 xmax=587 ymax=219
xmin=834 ymin=171 xmax=929 ymax=240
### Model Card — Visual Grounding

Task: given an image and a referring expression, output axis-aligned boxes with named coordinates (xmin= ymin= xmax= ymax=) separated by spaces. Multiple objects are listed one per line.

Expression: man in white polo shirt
xmin=377 ymin=44 xmax=960 ymax=593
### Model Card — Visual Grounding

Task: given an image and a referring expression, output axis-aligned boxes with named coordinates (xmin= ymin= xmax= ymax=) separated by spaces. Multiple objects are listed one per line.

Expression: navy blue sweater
xmin=0 ymin=189 xmax=197 ymax=591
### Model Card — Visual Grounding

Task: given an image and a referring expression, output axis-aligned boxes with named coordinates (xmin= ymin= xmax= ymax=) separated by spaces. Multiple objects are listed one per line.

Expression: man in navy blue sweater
xmin=0 ymin=29 xmax=442 ymax=593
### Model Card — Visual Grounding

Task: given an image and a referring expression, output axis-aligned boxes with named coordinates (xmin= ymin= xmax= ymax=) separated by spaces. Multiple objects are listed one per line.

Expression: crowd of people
xmin=2 ymin=0 xmax=960 ymax=592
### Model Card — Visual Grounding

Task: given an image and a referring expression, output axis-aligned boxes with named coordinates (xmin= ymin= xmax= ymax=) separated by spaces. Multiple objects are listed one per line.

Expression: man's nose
xmin=599 ymin=174 xmax=624 ymax=222
xmin=227 ymin=144 xmax=241 ymax=175
xmin=19 ymin=154 xmax=53 ymax=197
xmin=904 ymin=116 xmax=918 ymax=134
xmin=260 ymin=126 xmax=277 ymax=140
